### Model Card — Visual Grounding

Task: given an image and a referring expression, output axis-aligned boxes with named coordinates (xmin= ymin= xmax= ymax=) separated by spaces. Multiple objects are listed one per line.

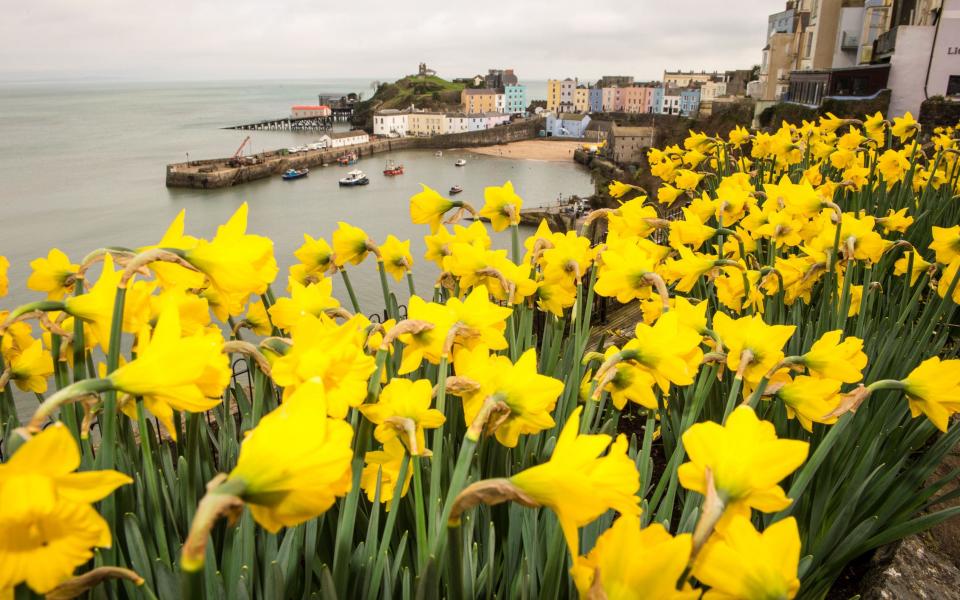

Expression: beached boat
xmin=449 ymin=185 xmax=463 ymax=195
xmin=339 ymin=170 xmax=369 ymax=186
xmin=338 ymin=152 xmax=358 ymax=166
xmin=282 ymin=168 xmax=309 ymax=180
xmin=435 ymin=151 xmax=443 ymax=157
xmin=383 ymin=160 xmax=404 ymax=176
xmin=454 ymin=159 xmax=466 ymax=167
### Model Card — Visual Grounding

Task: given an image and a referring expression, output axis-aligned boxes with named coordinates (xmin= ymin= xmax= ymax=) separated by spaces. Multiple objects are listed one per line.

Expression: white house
xmin=327 ymin=130 xmax=369 ymax=148
xmin=291 ymin=105 xmax=332 ymax=118
xmin=546 ymin=113 xmax=591 ymax=138
xmin=445 ymin=113 xmax=469 ymax=134
xmin=467 ymin=114 xmax=487 ymax=131
xmin=373 ymin=110 xmax=409 ymax=137
xmin=661 ymin=93 xmax=681 ymax=115
xmin=482 ymin=112 xmax=510 ymax=129
xmin=700 ymin=81 xmax=727 ymax=101
xmin=495 ymin=93 xmax=506 ymax=113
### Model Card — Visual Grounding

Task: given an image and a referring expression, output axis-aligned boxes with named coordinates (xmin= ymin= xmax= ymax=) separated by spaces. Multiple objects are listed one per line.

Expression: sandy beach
xmin=465 ymin=139 xmax=585 ymax=162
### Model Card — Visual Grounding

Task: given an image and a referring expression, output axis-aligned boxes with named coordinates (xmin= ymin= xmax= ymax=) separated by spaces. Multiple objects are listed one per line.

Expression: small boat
xmin=339 ymin=170 xmax=369 ymax=186
xmin=338 ymin=152 xmax=358 ymax=166
xmin=454 ymin=159 xmax=466 ymax=167
xmin=449 ymin=185 xmax=463 ymax=195
xmin=435 ymin=150 xmax=443 ymax=157
xmin=282 ymin=168 xmax=309 ymax=180
xmin=383 ymin=160 xmax=404 ymax=176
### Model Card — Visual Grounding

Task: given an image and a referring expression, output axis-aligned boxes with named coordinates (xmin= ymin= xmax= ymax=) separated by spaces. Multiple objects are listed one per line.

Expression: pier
xmin=227 ymin=116 xmax=335 ymax=131
xmin=167 ymin=118 xmax=545 ymax=189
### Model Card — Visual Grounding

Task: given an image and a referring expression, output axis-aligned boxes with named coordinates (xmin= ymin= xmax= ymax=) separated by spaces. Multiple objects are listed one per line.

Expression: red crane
xmin=228 ymin=136 xmax=252 ymax=166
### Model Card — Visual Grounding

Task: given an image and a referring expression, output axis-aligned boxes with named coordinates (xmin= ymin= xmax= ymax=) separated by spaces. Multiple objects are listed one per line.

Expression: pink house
xmin=601 ymin=87 xmax=623 ymax=112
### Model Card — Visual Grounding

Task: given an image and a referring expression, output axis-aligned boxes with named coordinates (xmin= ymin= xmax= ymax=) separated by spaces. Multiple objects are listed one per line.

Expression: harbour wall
xmin=166 ymin=118 xmax=544 ymax=189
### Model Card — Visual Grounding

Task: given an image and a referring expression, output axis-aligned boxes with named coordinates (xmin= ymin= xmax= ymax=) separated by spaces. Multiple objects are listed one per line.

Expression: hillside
xmin=352 ymin=75 xmax=466 ymax=129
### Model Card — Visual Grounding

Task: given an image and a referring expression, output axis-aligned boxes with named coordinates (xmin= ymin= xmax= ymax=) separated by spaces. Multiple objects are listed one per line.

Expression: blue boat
xmin=282 ymin=168 xmax=309 ymax=180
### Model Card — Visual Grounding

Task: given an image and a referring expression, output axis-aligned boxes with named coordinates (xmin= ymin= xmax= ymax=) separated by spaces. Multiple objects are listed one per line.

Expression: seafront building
xmin=461 ymin=89 xmax=500 ymax=114
xmin=607 ymin=124 xmax=656 ymax=163
xmin=290 ymin=105 xmax=332 ymax=118
xmin=326 ymin=130 xmax=370 ymax=148
xmin=589 ymin=87 xmax=604 ymax=112
xmin=372 ymin=107 xmax=510 ymax=137
xmin=545 ymin=112 xmax=591 ymax=137
xmin=547 ymin=78 xmax=578 ymax=112
xmin=504 ymin=83 xmax=527 ymax=114
xmin=663 ymin=70 xmax=720 ymax=87
xmin=754 ymin=0 xmax=959 ymax=118
xmin=372 ymin=109 xmax=409 ymax=137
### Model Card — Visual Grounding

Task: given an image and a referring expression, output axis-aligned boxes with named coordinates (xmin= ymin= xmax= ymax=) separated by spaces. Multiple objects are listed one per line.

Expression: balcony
xmin=874 ymin=26 xmax=897 ymax=58
xmin=840 ymin=31 xmax=859 ymax=50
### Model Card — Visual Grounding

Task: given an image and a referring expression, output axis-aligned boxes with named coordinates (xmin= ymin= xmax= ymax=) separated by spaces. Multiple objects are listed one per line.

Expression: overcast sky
xmin=1 ymin=0 xmax=785 ymax=82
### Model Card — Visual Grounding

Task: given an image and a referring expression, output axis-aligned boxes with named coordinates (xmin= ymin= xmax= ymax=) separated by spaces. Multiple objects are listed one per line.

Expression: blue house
xmin=588 ymin=87 xmax=603 ymax=113
xmin=504 ymin=84 xmax=527 ymax=115
xmin=651 ymin=86 xmax=664 ymax=114
xmin=680 ymin=88 xmax=701 ymax=117
xmin=545 ymin=112 xmax=592 ymax=138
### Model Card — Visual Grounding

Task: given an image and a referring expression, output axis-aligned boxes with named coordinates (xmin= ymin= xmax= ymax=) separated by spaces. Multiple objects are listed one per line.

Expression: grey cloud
xmin=0 ymin=0 xmax=785 ymax=81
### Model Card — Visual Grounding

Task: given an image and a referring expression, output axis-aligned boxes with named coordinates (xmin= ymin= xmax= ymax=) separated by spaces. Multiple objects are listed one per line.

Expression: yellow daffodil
xmin=181 ymin=203 xmax=278 ymax=316
xmin=938 ymin=258 xmax=960 ymax=303
xmin=270 ymin=313 xmax=376 ymax=418
xmin=410 ymin=184 xmax=455 ymax=231
xmin=899 ymin=357 xmax=960 ymax=432
xmin=108 ymin=305 xmax=230 ymax=437
xmin=657 ymin=183 xmax=683 ymax=205
xmin=664 ymin=246 xmax=719 ymax=293
xmin=359 ymin=378 xmax=445 ymax=456
xmin=397 ymin=296 xmax=456 ymax=373
xmin=27 ymin=249 xmax=78 ymax=300
xmin=226 ymin=380 xmax=353 ymax=532
xmin=445 ymin=285 xmax=512 ymax=352
xmin=877 ymin=149 xmax=910 ymax=188
xmin=8 ymin=337 xmax=53 ymax=393
xmin=480 ymin=181 xmax=522 ymax=231
xmin=535 ymin=278 xmax=577 ymax=317
xmin=764 ymin=175 xmax=823 ymax=218
xmin=864 ymin=111 xmax=886 ymax=143
xmin=622 ymin=311 xmax=704 ymax=393
xmin=713 ymin=313 xmax=796 ymax=382
xmin=606 ymin=198 xmax=660 ymax=238
xmin=694 ymin=516 xmax=801 ymax=600
xmin=594 ymin=241 xmax=659 ymax=303
xmin=451 ymin=346 xmax=563 ymax=448
xmin=63 ymin=254 xmax=153 ymax=351
xmin=607 ymin=180 xmax=634 ymax=199
xmin=0 ymin=255 xmax=7 ymax=297
xmin=930 ymin=225 xmax=960 ymax=264
xmin=0 ymin=423 xmax=131 ymax=594
xmin=668 ymin=209 xmax=716 ymax=251
xmin=596 ymin=345 xmax=658 ymax=410
xmin=379 ymin=235 xmax=414 ymax=281
xmin=774 ymin=375 xmax=842 ymax=431
xmin=332 ymin=221 xmax=374 ymax=266
xmin=510 ymin=406 xmax=640 ymax=553
xmin=570 ymin=514 xmax=697 ymax=600
xmin=268 ymin=278 xmax=340 ymax=331
xmin=361 ymin=438 xmax=412 ymax=507
xmin=802 ymin=330 xmax=867 ymax=383
xmin=894 ymin=250 xmax=932 ymax=285
xmin=241 ymin=300 xmax=273 ymax=336
xmin=294 ymin=234 xmax=334 ymax=274
xmin=678 ymin=406 xmax=808 ymax=525
xmin=890 ymin=112 xmax=918 ymax=143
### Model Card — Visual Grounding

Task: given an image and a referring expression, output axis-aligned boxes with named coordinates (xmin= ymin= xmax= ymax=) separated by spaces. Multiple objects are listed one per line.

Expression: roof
xmin=328 ymin=130 xmax=368 ymax=139
xmin=291 ymin=105 xmax=330 ymax=110
xmin=612 ymin=124 xmax=655 ymax=136
xmin=558 ymin=113 xmax=588 ymax=121
xmin=463 ymin=88 xmax=500 ymax=95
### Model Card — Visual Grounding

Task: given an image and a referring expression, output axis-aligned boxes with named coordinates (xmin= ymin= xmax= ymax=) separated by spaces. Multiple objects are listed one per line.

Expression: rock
xmin=860 ymin=534 xmax=960 ymax=600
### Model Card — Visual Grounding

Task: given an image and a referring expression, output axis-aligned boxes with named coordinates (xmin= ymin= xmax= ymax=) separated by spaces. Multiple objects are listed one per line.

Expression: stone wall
xmin=757 ymin=90 xmax=891 ymax=130
xmin=918 ymin=99 xmax=960 ymax=133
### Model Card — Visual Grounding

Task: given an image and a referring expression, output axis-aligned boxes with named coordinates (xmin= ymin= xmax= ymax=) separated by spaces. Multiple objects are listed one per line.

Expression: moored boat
xmin=383 ymin=160 xmax=404 ymax=176
xmin=339 ymin=170 xmax=369 ymax=186
xmin=454 ymin=159 xmax=466 ymax=167
xmin=449 ymin=185 xmax=463 ymax=195
xmin=435 ymin=150 xmax=443 ymax=157
xmin=282 ymin=168 xmax=309 ymax=180
xmin=338 ymin=152 xmax=358 ymax=166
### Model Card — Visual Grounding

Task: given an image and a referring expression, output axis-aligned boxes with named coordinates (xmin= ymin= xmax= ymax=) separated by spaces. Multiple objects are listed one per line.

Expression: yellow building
xmin=461 ymin=88 xmax=499 ymax=114
xmin=574 ymin=86 xmax=590 ymax=113
xmin=546 ymin=79 xmax=562 ymax=112
xmin=407 ymin=112 xmax=446 ymax=136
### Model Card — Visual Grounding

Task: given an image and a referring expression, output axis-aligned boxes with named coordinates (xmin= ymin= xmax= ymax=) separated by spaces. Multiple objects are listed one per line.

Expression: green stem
xmin=339 ymin=267 xmax=362 ymax=314
xmin=412 ymin=456 xmax=429 ymax=569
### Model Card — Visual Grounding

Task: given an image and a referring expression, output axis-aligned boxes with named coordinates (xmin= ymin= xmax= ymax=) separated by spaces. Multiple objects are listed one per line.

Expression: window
xmin=948 ymin=75 xmax=960 ymax=97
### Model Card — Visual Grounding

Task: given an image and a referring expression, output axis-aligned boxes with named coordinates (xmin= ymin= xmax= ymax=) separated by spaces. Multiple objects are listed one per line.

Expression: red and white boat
xmin=383 ymin=159 xmax=404 ymax=176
